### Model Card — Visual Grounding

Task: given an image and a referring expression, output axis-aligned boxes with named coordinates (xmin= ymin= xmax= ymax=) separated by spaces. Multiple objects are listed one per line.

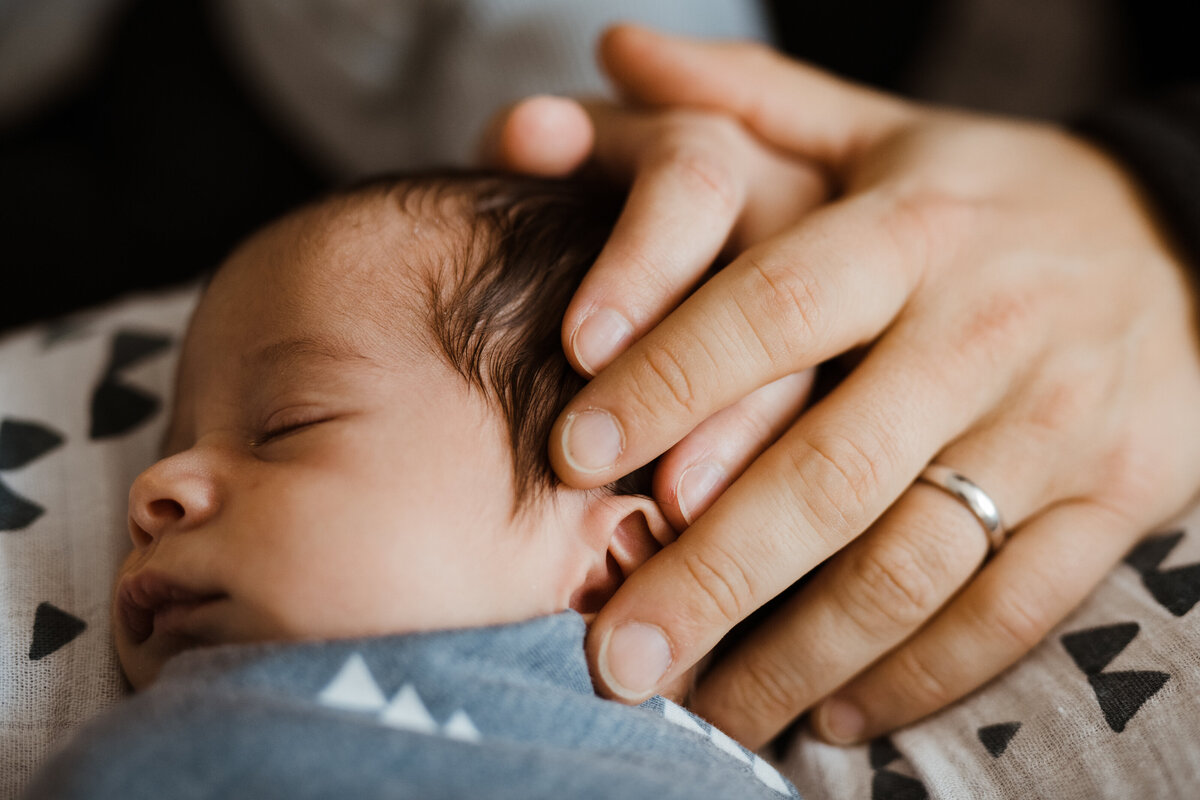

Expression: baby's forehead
xmin=272 ymin=186 xmax=472 ymax=291
xmin=169 ymin=186 xmax=480 ymax=431
xmin=212 ymin=185 xmax=481 ymax=336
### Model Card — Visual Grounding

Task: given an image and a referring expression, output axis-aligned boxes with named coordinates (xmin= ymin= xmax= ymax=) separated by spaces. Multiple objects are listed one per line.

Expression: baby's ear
xmin=568 ymin=493 xmax=677 ymax=615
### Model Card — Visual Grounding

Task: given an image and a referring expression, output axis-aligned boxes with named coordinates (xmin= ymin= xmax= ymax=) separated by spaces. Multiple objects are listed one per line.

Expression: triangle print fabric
xmin=774 ymin=525 xmax=1200 ymax=800
xmin=0 ymin=418 xmax=64 ymax=531
xmin=317 ymin=653 xmax=483 ymax=742
xmin=1061 ymin=621 xmax=1170 ymax=733
xmin=89 ymin=330 xmax=173 ymax=439
xmin=0 ymin=479 xmax=44 ymax=532
xmin=976 ymin=722 xmax=1021 ymax=758
xmin=28 ymin=602 xmax=87 ymax=661
xmin=1124 ymin=531 xmax=1200 ymax=617
xmin=648 ymin=696 xmax=797 ymax=797
xmin=0 ymin=285 xmax=197 ymax=799
xmin=867 ymin=738 xmax=928 ymax=800
xmin=0 ymin=418 xmax=64 ymax=471
xmin=316 ymin=653 xmax=387 ymax=712
xmin=1060 ymin=622 xmax=1140 ymax=676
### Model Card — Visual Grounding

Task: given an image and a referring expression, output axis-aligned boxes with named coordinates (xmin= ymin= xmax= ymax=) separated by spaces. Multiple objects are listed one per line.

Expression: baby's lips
xmin=116 ymin=569 xmax=225 ymax=644
xmin=116 ymin=587 xmax=154 ymax=644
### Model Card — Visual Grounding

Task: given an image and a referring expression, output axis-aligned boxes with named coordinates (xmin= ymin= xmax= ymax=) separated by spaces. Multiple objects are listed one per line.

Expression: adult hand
xmin=492 ymin=26 xmax=1200 ymax=749
xmin=484 ymin=94 xmax=828 ymax=532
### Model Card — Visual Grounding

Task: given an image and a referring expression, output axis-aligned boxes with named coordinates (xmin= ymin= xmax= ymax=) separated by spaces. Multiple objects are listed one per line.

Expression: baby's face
xmin=114 ymin=198 xmax=585 ymax=688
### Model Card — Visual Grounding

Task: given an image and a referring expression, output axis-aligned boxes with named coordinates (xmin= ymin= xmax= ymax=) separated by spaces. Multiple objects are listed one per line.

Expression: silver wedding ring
xmin=917 ymin=464 xmax=1007 ymax=552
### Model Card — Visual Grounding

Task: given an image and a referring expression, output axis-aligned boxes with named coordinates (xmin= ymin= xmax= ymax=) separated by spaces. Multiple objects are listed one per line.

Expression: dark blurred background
xmin=1 ymin=0 xmax=1195 ymax=333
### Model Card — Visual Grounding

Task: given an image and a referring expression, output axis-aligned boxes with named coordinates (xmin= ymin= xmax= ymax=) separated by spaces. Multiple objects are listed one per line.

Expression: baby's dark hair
xmin=344 ymin=171 xmax=653 ymax=510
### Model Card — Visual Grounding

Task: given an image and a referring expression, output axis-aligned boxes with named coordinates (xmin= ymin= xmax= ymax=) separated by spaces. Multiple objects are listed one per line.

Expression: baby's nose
xmin=127 ymin=454 xmax=218 ymax=545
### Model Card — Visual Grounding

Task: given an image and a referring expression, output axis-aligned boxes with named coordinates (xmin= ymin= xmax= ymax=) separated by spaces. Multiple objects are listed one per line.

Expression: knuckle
xmin=879 ymin=192 xmax=935 ymax=276
xmin=1025 ymin=377 xmax=1091 ymax=435
xmin=659 ymin=111 xmax=744 ymax=147
xmin=881 ymin=188 xmax=983 ymax=278
xmin=743 ymin=255 xmax=826 ymax=354
xmin=981 ymin=590 xmax=1054 ymax=653
xmin=735 ymin=397 xmax=782 ymax=449
xmin=840 ymin=540 xmax=943 ymax=635
xmin=1095 ymin=434 xmax=1162 ymax=511
xmin=679 ymin=546 xmax=754 ymax=626
xmin=650 ymin=138 xmax=741 ymax=215
xmin=788 ymin=430 xmax=890 ymax=534
xmin=615 ymin=245 xmax=681 ymax=301
xmin=635 ymin=340 xmax=701 ymax=417
xmin=891 ymin=645 xmax=957 ymax=710
xmin=718 ymin=656 xmax=806 ymax=732
xmin=732 ymin=45 xmax=790 ymax=128
xmin=951 ymin=286 xmax=1042 ymax=368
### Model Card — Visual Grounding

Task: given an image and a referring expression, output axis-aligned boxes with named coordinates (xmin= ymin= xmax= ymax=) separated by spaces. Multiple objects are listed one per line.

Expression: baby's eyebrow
xmin=248 ymin=335 xmax=374 ymax=372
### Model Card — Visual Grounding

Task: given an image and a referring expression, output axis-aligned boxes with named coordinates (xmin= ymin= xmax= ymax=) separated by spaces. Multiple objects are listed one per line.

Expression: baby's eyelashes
xmin=251 ymin=419 xmax=328 ymax=447
xmin=251 ymin=406 xmax=336 ymax=448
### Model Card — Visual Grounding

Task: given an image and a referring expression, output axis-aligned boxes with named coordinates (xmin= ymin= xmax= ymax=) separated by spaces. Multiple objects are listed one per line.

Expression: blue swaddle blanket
xmin=25 ymin=611 xmax=800 ymax=799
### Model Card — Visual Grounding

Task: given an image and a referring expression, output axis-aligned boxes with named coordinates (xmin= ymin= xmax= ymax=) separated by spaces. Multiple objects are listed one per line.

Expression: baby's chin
xmin=115 ymin=630 xmax=197 ymax=690
xmin=113 ymin=593 xmax=240 ymax=689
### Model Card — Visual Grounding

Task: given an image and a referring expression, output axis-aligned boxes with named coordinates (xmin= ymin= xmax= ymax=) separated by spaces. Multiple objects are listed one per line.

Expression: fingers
xmin=564 ymin=110 xmax=752 ymax=375
xmin=562 ymin=104 xmax=826 ymax=376
xmin=684 ymin=412 xmax=1085 ymax=746
xmin=486 ymin=93 xmax=830 ymax=377
xmin=652 ymin=369 xmax=815 ymax=531
xmin=482 ymin=97 xmax=760 ymax=375
xmin=811 ymin=500 xmax=1139 ymax=744
xmin=551 ymin=191 xmax=924 ymax=488
xmin=598 ymin=24 xmax=913 ymax=168
xmin=584 ymin=308 xmax=1023 ymax=704
xmin=479 ymin=95 xmax=595 ymax=175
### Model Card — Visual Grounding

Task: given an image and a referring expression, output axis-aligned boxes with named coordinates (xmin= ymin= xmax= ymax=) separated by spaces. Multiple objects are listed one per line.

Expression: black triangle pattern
xmin=977 ymin=722 xmax=1021 ymax=758
xmin=1124 ymin=531 xmax=1200 ymax=617
xmin=1087 ymin=671 xmax=1170 ymax=733
xmin=1060 ymin=622 xmax=1170 ymax=733
xmin=0 ymin=479 xmax=44 ymax=531
xmin=29 ymin=602 xmax=87 ymax=660
xmin=90 ymin=381 xmax=161 ymax=439
xmin=0 ymin=417 xmax=63 ymax=531
xmin=867 ymin=738 xmax=928 ymax=800
xmin=106 ymin=330 xmax=172 ymax=374
xmin=872 ymin=770 xmax=928 ymax=800
xmin=1124 ymin=531 xmax=1184 ymax=573
xmin=1061 ymin=622 xmax=1139 ymax=675
xmin=1141 ymin=568 xmax=1200 ymax=617
xmin=89 ymin=328 xmax=172 ymax=440
xmin=869 ymin=737 xmax=902 ymax=769
xmin=0 ymin=418 xmax=65 ymax=470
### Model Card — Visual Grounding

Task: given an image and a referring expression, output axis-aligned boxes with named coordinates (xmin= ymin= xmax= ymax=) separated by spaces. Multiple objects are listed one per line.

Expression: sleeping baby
xmin=25 ymin=173 xmax=799 ymax=799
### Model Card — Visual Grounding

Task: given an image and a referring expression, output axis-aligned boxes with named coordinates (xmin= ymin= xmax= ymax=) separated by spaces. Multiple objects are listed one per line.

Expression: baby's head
xmin=114 ymin=174 xmax=674 ymax=688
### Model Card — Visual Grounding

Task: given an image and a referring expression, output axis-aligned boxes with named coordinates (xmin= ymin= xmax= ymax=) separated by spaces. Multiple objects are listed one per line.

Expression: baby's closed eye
xmin=251 ymin=406 xmax=338 ymax=447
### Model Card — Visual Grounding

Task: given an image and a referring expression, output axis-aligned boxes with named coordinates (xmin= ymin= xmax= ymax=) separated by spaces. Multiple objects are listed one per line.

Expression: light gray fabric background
xmin=0 ymin=286 xmax=197 ymax=798
xmin=781 ymin=514 xmax=1200 ymax=799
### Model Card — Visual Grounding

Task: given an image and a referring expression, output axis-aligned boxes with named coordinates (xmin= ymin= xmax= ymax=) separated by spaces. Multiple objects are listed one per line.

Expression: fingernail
xmin=676 ymin=462 xmax=726 ymax=525
xmin=600 ymin=622 xmax=673 ymax=700
xmin=572 ymin=309 xmax=633 ymax=376
xmin=561 ymin=409 xmax=624 ymax=474
xmin=817 ymin=697 xmax=866 ymax=744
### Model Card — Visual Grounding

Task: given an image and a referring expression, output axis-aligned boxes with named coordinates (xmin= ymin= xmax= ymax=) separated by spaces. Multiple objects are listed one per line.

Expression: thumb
xmin=599 ymin=24 xmax=913 ymax=170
